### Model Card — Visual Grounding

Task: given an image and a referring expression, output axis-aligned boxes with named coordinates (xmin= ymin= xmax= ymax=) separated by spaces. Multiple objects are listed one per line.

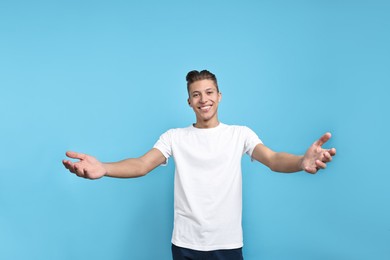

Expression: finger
xmin=73 ymin=165 xmax=84 ymax=177
xmin=62 ymin=160 xmax=76 ymax=173
xmin=315 ymin=160 xmax=327 ymax=169
xmin=62 ymin=160 xmax=70 ymax=169
xmin=323 ymin=152 xmax=332 ymax=162
xmin=328 ymin=148 xmax=336 ymax=156
xmin=66 ymin=151 xmax=86 ymax=160
xmin=315 ymin=132 xmax=331 ymax=147
xmin=304 ymin=166 xmax=317 ymax=174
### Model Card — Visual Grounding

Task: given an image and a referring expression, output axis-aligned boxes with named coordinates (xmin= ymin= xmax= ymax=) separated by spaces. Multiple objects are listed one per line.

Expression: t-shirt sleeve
xmin=243 ymin=126 xmax=263 ymax=159
xmin=153 ymin=129 xmax=173 ymax=165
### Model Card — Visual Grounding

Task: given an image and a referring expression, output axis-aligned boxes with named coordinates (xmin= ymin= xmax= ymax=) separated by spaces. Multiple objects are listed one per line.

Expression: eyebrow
xmin=191 ymin=88 xmax=216 ymax=95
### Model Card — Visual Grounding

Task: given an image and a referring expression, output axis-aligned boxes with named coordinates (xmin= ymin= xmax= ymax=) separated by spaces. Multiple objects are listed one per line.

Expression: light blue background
xmin=1 ymin=0 xmax=389 ymax=259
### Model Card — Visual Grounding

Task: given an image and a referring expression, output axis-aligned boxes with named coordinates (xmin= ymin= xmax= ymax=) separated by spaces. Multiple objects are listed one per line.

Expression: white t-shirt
xmin=153 ymin=123 xmax=262 ymax=251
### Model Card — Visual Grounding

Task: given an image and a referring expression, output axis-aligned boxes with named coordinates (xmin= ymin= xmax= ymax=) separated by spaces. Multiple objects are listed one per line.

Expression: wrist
xmin=102 ymin=163 xmax=110 ymax=177
xmin=298 ymin=156 xmax=304 ymax=171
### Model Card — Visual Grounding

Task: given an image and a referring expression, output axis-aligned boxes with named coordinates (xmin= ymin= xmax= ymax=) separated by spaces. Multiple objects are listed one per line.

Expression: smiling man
xmin=63 ymin=70 xmax=336 ymax=260
xmin=187 ymin=71 xmax=222 ymax=128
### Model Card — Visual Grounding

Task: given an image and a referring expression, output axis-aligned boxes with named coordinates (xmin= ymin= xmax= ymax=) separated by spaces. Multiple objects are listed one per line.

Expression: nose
xmin=200 ymin=94 xmax=207 ymax=103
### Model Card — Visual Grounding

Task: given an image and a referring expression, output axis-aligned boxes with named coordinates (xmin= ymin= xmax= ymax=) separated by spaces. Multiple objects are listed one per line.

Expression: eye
xmin=192 ymin=93 xmax=199 ymax=98
xmin=207 ymin=91 xmax=214 ymax=95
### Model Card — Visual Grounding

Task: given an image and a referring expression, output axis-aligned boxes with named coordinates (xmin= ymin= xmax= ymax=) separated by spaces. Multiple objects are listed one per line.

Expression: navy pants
xmin=172 ymin=244 xmax=244 ymax=260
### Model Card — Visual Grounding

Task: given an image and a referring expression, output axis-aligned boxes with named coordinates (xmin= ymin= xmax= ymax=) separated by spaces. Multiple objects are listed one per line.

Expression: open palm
xmin=301 ymin=132 xmax=336 ymax=174
xmin=62 ymin=151 xmax=106 ymax=179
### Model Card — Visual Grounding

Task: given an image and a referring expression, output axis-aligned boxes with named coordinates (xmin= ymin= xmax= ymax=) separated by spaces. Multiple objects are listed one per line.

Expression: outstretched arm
xmin=252 ymin=132 xmax=336 ymax=174
xmin=62 ymin=148 xmax=166 ymax=179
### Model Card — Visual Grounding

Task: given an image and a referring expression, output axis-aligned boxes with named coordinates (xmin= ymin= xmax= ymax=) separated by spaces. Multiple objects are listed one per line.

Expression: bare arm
xmin=104 ymin=148 xmax=166 ymax=178
xmin=252 ymin=132 xmax=336 ymax=174
xmin=252 ymin=144 xmax=303 ymax=173
xmin=62 ymin=148 xmax=166 ymax=179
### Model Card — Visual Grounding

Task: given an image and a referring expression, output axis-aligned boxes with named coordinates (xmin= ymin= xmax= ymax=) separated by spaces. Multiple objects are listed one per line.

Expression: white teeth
xmin=200 ymin=106 xmax=211 ymax=111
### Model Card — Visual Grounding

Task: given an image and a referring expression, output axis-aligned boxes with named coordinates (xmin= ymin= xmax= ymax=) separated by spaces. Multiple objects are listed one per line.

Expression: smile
xmin=199 ymin=105 xmax=212 ymax=112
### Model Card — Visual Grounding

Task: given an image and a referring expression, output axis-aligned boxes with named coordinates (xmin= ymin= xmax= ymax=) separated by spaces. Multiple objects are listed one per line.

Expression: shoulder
xmin=222 ymin=124 xmax=254 ymax=132
xmin=160 ymin=125 xmax=193 ymax=136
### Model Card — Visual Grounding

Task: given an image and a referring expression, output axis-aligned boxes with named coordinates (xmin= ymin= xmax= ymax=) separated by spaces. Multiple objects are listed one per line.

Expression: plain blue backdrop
xmin=1 ymin=0 xmax=389 ymax=259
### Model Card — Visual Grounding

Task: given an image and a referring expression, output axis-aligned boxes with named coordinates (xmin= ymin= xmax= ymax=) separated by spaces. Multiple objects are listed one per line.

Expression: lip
xmin=198 ymin=105 xmax=212 ymax=112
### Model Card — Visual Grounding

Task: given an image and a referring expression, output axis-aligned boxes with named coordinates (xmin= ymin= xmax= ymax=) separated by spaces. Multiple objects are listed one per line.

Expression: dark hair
xmin=186 ymin=70 xmax=219 ymax=94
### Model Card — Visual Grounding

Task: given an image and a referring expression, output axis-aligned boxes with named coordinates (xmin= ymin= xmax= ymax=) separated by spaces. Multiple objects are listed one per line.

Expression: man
xmin=63 ymin=70 xmax=336 ymax=260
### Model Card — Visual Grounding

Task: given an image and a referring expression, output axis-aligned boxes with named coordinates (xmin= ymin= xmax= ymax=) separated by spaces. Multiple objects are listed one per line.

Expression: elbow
xmin=136 ymin=162 xmax=151 ymax=178
xmin=265 ymin=158 xmax=278 ymax=172
xmin=268 ymin=163 xmax=280 ymax=172
xmin=135 ymin=166 xmax=148 ymax=177
xmin=123 ymin=158 xmax=149 ymax=178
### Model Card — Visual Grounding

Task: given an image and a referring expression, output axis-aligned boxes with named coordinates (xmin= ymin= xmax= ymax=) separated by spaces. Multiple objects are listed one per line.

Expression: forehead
xmin=188 ymin=79 xmax=217 ymax=93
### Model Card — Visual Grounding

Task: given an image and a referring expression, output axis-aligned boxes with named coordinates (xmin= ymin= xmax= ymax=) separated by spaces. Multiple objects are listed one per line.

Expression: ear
xmin=218 ymin=92 xmax=222 ymax=102
xmin=188 ymin=98 xmax=192 ymax=107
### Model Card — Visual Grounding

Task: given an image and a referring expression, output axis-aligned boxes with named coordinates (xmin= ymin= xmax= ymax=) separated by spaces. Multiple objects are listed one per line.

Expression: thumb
xmin=314 ymin=132 xmax=331 ymax=147
xmin=66 ymin=151 xmax=86 ymax=160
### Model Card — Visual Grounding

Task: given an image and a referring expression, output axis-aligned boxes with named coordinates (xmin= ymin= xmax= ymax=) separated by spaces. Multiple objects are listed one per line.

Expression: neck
xmin=194 ymin=118 xmax=220 ymax=129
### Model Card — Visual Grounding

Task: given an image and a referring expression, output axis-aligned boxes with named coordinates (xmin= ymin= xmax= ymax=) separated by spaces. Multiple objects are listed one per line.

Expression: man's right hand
xmin=62 ymin=151 xmax=107 ymax=179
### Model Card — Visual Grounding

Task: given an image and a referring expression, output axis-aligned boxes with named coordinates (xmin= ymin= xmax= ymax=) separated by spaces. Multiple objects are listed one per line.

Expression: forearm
xmin=103 ymin=158 xmax=148 ymax=178
xmin=268 ymin=152 xmax=304 ymax=173
xmin=103 ymin=148 xmax=165 ymax=178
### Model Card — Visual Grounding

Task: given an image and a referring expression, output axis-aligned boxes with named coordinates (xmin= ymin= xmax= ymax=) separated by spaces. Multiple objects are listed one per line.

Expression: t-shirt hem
xmin=250 ymin=141 xmax=263 ymax=162
xmin=152 ymin=146 xmax=169 ymax=166
xmin=172 ymin=239 xmax=243 ymax=251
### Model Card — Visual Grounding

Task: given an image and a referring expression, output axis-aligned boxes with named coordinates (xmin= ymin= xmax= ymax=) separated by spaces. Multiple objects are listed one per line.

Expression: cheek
xmin=189 ymin=98 xmax=198 ymax=105
xmin=188 ymin=100 xmax=196 ymax=109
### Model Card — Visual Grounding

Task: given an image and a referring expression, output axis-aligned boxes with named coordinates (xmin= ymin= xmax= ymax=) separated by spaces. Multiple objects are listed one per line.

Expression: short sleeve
xmin=153 ymin=129 xmax=173 ymax=165
xmin=242 ymin=126 xmax=263 ymax=159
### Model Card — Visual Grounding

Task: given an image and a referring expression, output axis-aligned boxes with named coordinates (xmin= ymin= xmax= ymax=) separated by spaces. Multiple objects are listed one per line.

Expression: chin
xmin=199 ymin=114 xmax=216 ymax=122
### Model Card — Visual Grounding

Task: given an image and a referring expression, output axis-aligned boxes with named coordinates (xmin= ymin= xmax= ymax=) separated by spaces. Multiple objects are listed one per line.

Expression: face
xmin=187 ymin=79 xmax=222 ymax=127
